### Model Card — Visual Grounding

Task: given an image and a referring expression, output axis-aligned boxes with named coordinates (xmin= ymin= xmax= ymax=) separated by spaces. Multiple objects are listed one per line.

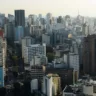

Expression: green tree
xmin=47 ymin=53 xmax=55 ymax=62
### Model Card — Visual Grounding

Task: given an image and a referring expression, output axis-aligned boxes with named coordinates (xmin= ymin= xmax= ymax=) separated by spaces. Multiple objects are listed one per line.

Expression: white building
xmin=69 ymin=53 xmax=79 ymax=83
xmin=0 ymin=37 xmax=3 ymax=67
xmin=64 ymin=53 xmax=79 ymax=73
xmin=28 ymin=14 xmax=37 ymax=25
xmin=23 ymin=43 xmax=46 ymax=64
xmin=42 ymin=34 xmax=50 ymax=45
xmin=21 ymin=36 xmax=35 ymax=58
xmin=8 ymin=14 xmax=14 ymax=22
xmin=52 ymin=23 xmax=65 ymax=30
xmin=46 ymin=13 xmax=52 ymax=25
xmin=42 ymin=74 xmax=61 ymax=96
xmin=83 ymin=80 xmax=96 ymax=96
xmin=64 ymin=53 xmax=79 ymax=83
xmin=30 ymin=25 xmax=44 ymax=37
xmin=69 ymin=53 xmax=79 ymax=72
xmin=2 ymin=39 xmax=7 ymax=76
xmin=0 ymin=37 xmax=7 ymax=87
xmin=30 ymin=55 xmax=47 ymax=66
xmin=31 ymin=79 xmax=38 ymax=93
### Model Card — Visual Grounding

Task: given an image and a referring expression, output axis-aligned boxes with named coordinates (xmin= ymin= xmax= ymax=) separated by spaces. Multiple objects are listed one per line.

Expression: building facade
xmin=23 ymin=43 xmax=46 ymax=64
xmin=15 ymin=10 xmax=25 ymax=27
xmin=83 ymin=34 xmax=96 ymax=75
xmin=30 ymin=55 xmax=47 ymax=66
xmin=15 ymin=26 xmax=24 ymax=42
xmin=42 ymin=74 xmax=61 ymax=96
xmin=21 ymin=36 xmax=35 ymax=58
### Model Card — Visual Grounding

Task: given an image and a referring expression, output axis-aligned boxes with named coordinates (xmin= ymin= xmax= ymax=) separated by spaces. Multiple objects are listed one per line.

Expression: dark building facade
xmin=6 ymin=22 xmax=15 ymax=46
xmin=45 ymin=68 xmax=73 ymax=90
xmin=15 ymin=10 xmax=25 ymax=27
xmin=83 ymin=35 xmax=96 ymax=75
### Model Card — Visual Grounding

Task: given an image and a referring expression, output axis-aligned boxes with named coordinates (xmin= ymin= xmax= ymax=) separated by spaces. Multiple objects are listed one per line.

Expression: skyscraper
xmin=83 ymin=34 xmax=96 ymax=75
xmin=15 ymin=10 xmax=25 ymax=27
xmin=0 ymin=37 xmax=4 ymax=87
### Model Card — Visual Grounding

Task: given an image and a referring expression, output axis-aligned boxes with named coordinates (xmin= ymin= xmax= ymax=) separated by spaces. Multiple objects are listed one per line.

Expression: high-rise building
xmin=15 ymin=10 xmax=25 ymax=27
xmin=24 ymin=44 xmax=46 ymax=64
xmin=28 ymin=14 xmax=37 ymax=25
xmin=45 ymin=68 xmax=73 ymax=90
xmin=57 ymin=16 xmax=63 ymax=23
xmin=23 ymin=43 xmax=46 ymax=64
xmin=15 ymin=26 xmax=24 ymax=42
xmin=46 ymin=13 xmax=52 ymax=25
xmin=42 ymin=34 xmax=50 ymax=46
xmin=30 ymin=55 xmax=48 ymax=66
xmin=0 ymin=13 xmax=5 ymax=28
xmin=83 ymin=34 xmax=96 ymax=75
xmin=8 ymin=14 xmax=14 ymax=22
xmin=21 ymin=36 xmax=35 ymax=58
xmin=42 ymin=74 xmax=61 ymax=96
xmin=82 ymin=23 xmax=89 ymax=36
xmin=0 ymin=37 xmax=4 ymax=87
xmin=5 ymin=22 xmax=15 ymax=44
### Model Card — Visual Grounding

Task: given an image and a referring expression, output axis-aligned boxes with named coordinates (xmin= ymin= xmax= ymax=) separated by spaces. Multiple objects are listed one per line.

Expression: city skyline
xmin=0 ymin=0 xmax=96 ymax=17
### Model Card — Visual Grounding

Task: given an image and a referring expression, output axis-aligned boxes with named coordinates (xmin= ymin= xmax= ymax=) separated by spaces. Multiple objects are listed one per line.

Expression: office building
xmin=28 ymin=14 xmax=37 ymax=25
xmin=82 ymin=23 xmax=89 ymax=36
xmin=42 ymin=34 xmax=50 ymax=46
xmin=15 ymin=26 xmax=24 ymax=42
xmin=30 ymin=25 xmax=44 ymax=37
xmin=21 ymin=36 xmax=35 ymax=58
xmin=8 ymin=14 xmax=14 ymax=22
xmin=57 ymin=16 xmax=63 ymax=23
xmin=0 ymin=37 xmax=4 ymax=87
xmin=45 ymin=68 xmax=73 ymax=90
xmin=46 ymin=13 xmax=52 ymax=24
xmin=69 ymin=53 xmax=79 ymax=83
xmin=30 ymin=66 xmax=45 ymax=80
xmin=23 ymin=43 xmax=46 ymax=64
xmin=51 ymin=28 xmax=70 ymax=46
xmin=24 ymin=26 xmax=30 ymax=36
xmin=0 ymin=29 xmax=4 ymax=38
xmin=5 ymin=22 xmax=15 ymax=42
xmin=0 ymin=13 xmax=5 ymax=27
xmin=2 ymin=39 xmax=7 ymax=77
xmin=15 ymin=10 xmax=25 ymax=27
xmin=30 ymin=55 xmax=48 ymax=66
xmin=83 ymin=34 xmax=96 ymax=75
xmin=42 ymin=74 xmax=61 ymax=96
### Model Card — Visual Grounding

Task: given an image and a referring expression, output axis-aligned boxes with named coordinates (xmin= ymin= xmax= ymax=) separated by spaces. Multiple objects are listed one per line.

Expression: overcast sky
xmin=0 ymin=0 xmax=96 ymax=17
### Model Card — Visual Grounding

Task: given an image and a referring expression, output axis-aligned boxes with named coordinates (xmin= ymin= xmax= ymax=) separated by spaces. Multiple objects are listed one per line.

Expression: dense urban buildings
xmin=1 ymin=7 xmax=96 ymax=96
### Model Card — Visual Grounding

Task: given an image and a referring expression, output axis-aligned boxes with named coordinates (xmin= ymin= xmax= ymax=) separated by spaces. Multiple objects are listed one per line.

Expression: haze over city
xmin=1 ymin=0 xmax=96 ymax=16
xmin=1 ymin=0 xmax=96 ymax=96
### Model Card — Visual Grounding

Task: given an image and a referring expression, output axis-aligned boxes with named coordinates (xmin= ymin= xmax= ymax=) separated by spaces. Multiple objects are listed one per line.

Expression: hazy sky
xmin=1 ymin=0 xmax=96 ymax=17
